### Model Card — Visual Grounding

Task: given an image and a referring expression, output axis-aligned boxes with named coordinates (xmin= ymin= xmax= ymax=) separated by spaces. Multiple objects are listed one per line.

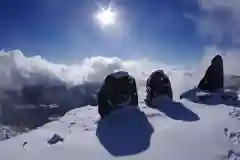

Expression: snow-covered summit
xmin=0 ymin=96 xmax=240 ymax=160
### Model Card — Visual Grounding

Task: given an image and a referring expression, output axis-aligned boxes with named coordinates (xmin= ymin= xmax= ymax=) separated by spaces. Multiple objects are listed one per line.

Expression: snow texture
xmin=0 ymin=98 xmax=240 ymax=160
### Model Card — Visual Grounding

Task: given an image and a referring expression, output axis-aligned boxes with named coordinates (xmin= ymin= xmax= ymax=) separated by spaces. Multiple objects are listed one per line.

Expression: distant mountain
xmin=0 ymin=82 xmax=101 ymax=135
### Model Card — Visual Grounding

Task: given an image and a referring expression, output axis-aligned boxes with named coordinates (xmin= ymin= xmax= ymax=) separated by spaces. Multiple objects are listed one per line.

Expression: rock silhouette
xmin=198 ymin=55 xmax=224 ymax=92
xmin=145 ymin=70 xmax=173 ymax=107
xmin=98 ymin=71 xmax=138 ymax=118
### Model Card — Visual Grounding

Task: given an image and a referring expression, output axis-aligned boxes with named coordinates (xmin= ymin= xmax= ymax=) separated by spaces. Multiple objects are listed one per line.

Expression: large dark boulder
xmin=145 ymin=70 xmax=173 ymax=106
xmin=98 ymin=71 xmax=138 ymax=118
xmin=198 ymin=55 xmax=224 ymax=92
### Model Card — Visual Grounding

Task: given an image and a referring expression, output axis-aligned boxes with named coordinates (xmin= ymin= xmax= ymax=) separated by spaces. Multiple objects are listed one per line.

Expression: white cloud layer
xmin=0 ymin=48 xmax=239 ymax=99
xmin=193 ymin=0 xmax=240 ymax=45
xmin=0 ymin=50 xmax=179 ymax=90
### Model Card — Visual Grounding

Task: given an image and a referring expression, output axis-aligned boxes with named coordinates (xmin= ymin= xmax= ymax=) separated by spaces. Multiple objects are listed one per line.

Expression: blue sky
xmin=0 ymin=0 xmax=234 ymax=65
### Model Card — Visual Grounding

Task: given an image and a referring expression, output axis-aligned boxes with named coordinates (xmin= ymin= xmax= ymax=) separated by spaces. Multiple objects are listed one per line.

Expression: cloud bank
xmin=0 ymin=50 xmax=178 ymax=90
xmin=0 ymin=49 xmax=239 ymax=95
xmin=191 ymin=0 xmax=240 ymax=47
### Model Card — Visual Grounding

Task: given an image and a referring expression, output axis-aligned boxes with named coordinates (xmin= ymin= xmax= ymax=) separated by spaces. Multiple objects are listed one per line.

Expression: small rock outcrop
xmin=47 ymin=133 xmax=64 ymax=145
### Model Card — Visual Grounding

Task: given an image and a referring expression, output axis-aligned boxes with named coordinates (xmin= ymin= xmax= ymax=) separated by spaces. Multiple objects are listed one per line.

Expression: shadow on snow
xmin=150 ymin=96 xmax=200 ymax=122
xmin=96 ymin=107 xmax=154 ymax=157
xmin=180 ymin=87 xmax=240 ymax=108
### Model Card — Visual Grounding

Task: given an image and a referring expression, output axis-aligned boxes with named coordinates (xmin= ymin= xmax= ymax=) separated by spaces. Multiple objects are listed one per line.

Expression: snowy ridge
xmin=0 ymin=96 xmax=240 ymax=160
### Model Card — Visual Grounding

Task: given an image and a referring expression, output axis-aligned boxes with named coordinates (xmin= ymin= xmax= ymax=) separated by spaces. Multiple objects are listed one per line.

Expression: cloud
xmin=190 ymin=0 xmax=240 ymax=47
xmin=0 ymin=50 xmax=197 ymax=105
xmin=184 ymin=0 xmax=240 ymax=88
xmin=190 ymin=46 xmax=240 ymax=79
xmin=0 ymin=50 xmax=177 ymax=90
xmin=0 ymin=48 xmax=239 ymax=101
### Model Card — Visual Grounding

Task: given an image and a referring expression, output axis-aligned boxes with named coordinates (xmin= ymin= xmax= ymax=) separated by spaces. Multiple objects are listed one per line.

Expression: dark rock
xmin=198 ymin=55 xmax=224 ymax=92
xmin=70 ymin=122 xmax=76 ymax=125
xmin=47 ymin=134 xmax=64 ymax=145
xmin=145 ymin=70 xmax=173 ymax=107
xmin=22 ymin=141 xmax=27 ymax=147
xmin=98 ymin=71 xmax=138 ymax=118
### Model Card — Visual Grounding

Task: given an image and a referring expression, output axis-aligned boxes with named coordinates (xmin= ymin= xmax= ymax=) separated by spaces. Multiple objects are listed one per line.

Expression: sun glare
xmin=96 ymin=7 xmax=116 ymax=27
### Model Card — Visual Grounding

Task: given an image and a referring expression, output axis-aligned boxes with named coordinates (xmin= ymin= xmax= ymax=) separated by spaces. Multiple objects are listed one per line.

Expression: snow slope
xmin=1 ymin=95 xmax=240 ymax=160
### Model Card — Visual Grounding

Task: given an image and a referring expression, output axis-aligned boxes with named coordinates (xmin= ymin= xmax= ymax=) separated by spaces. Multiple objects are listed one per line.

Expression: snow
xmin=0 ymin=95 xmax=240 ymax=160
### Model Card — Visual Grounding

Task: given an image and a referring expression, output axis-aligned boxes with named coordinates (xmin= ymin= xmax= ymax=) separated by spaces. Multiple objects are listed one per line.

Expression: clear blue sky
xmin=0 ymin=0 xmax=208 ymax=65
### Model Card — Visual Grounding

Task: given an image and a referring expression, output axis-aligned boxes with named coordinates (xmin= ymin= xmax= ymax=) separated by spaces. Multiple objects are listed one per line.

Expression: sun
xmin=96 ymin=7 xmax=116 ymax=27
